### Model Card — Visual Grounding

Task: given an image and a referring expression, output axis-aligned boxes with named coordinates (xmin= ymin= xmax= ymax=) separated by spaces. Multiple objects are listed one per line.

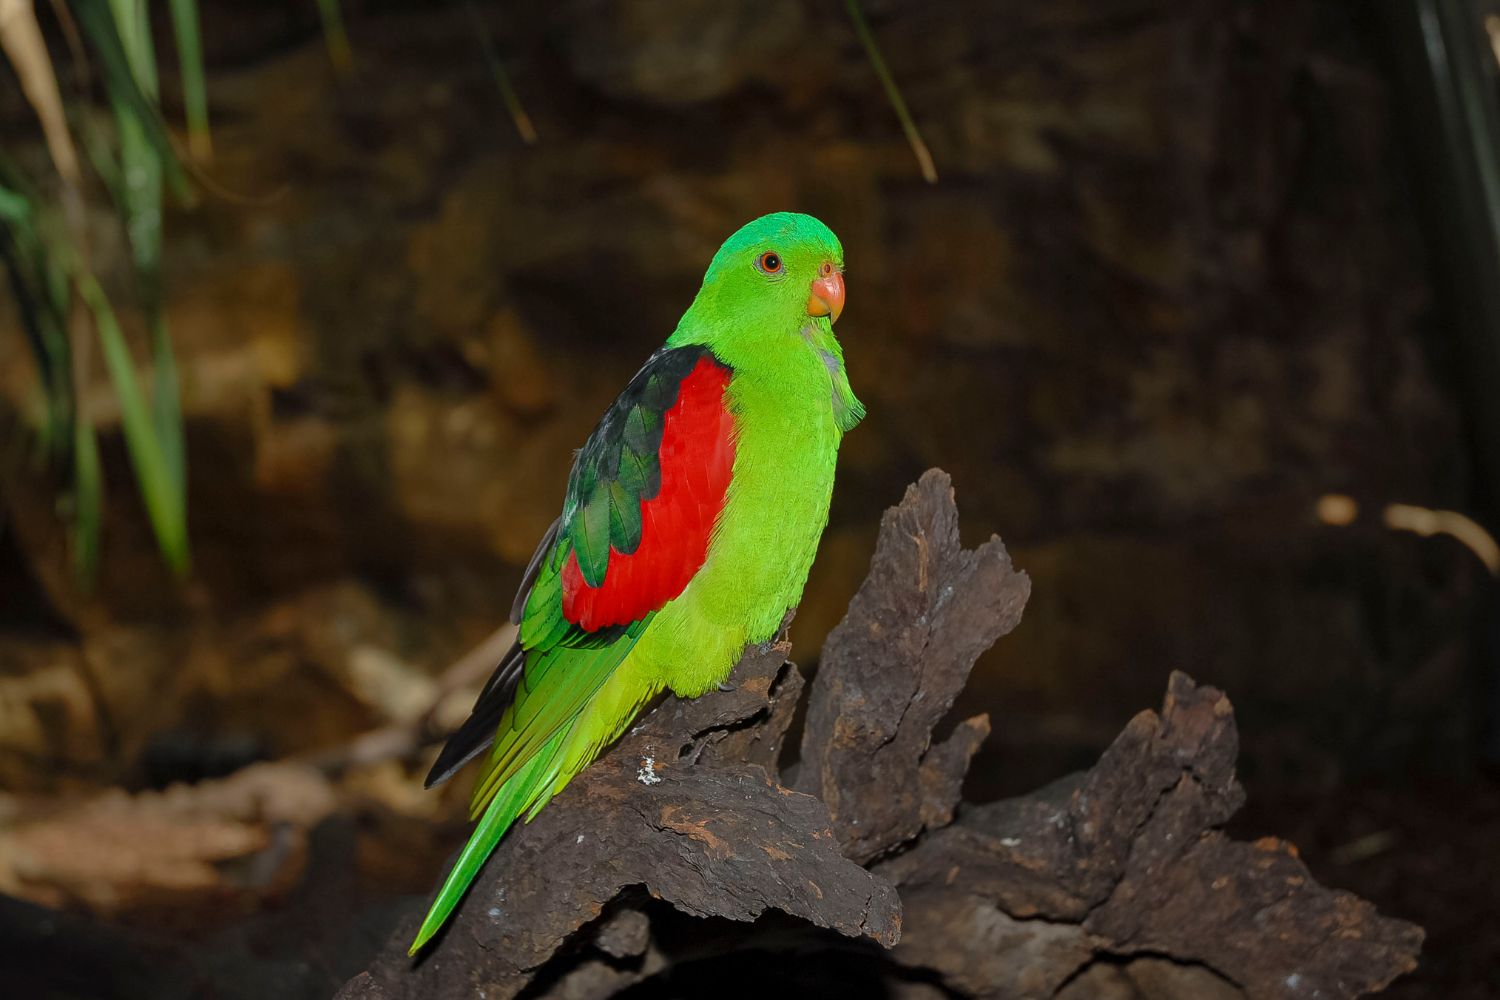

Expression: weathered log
xmin=795 ymin=468 xmax=1030 ymax=863
xmin=880 ymin=671 xmax=1424 ymax=998
xmin=337 ymin=470 xmax=1422 ymax=999
xmin=341 ymin=638 xmax=900 ymax=1000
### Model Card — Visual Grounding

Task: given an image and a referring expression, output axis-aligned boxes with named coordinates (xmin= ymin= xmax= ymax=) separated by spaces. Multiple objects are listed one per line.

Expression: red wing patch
xmin=561 ymin=357 xmax=735 ymax=630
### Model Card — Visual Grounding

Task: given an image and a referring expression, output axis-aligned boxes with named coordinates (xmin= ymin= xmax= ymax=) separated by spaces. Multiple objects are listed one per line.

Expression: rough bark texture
xmin=337 ymin=470 xmax=1422 ymax=999
xmin=795 ymin=470 xmax=1031 ymax=862
xmin=880 ymin=670 xmax=1424 ymax=998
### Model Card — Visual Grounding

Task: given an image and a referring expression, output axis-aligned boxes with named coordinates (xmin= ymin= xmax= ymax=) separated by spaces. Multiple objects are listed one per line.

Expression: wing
xmin=556 ymin=346 xmax=737 ymax=630
xmin=423 ymin=345 xmax=737 ymax=788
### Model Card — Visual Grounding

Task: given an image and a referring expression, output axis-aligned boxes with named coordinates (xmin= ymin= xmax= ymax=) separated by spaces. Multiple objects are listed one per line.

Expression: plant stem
xmin=844 ymin=0 xmax=938 ymax=184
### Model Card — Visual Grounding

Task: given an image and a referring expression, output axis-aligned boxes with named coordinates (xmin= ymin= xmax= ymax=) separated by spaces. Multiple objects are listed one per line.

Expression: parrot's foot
xmin=717 ymin=681 xmax=735 ymax=692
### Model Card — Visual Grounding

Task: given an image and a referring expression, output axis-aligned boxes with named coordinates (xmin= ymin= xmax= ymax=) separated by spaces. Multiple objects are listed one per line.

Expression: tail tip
xmin=408 ymin=920 xmax=438 ymax=956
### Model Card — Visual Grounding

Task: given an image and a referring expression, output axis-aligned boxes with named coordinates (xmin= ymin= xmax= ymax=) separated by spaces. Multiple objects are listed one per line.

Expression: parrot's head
xmin=676 ymin=212 xmax=847 ymax=364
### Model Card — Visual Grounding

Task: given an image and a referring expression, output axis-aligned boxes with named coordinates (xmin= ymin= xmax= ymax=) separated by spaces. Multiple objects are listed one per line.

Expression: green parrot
xmin=411 ymin=212 xmax=862 ymax=953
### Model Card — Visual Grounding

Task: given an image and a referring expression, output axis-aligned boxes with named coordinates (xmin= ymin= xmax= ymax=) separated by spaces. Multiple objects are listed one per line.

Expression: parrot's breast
xmin=631 ymin=344 xmax=848 ymax=698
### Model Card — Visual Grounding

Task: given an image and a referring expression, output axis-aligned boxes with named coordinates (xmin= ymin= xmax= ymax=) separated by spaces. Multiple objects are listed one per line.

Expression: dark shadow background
xmin=2 ymin=1 xmax=1498 ymax=997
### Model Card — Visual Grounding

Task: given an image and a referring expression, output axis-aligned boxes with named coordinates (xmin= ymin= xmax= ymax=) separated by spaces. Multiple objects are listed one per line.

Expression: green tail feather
xmin=408 ymin=727 xmax=566 ymax=955
xmin=412 ymin=616 xmax=650 ymax=954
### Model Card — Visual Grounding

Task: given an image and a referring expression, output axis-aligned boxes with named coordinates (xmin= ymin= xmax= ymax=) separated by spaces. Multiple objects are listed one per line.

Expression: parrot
xmin=410 ymin=211 xmax=862 ymax=953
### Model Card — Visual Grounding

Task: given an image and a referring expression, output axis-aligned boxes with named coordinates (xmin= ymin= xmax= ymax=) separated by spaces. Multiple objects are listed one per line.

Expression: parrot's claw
xmin=717 ymin=681 xmax=735 ymax=692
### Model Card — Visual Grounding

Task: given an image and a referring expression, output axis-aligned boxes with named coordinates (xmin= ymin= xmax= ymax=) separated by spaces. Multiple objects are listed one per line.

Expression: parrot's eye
xmin=756 ymin=252 xmax=783 ymax=275
xmin=819 ymin=261 xmax=834 ymax=278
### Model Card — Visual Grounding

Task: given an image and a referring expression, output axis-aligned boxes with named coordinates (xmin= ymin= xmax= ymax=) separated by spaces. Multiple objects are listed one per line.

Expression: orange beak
xmin=807 ymin=267 xmax=845 ymax=323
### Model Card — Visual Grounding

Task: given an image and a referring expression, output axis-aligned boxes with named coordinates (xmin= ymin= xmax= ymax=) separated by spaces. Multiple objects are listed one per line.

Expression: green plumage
xmin=411 ymin=213 xmax=862 ymax=954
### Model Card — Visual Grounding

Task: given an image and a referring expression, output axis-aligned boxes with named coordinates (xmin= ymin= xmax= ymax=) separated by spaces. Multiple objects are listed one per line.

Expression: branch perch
xmin=338 ymin=470 xmax=1422 ymax=1000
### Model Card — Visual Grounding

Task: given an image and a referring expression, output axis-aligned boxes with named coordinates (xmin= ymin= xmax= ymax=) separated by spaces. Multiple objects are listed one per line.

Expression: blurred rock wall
xmin=0 ymin=0 xmax=1480 ymax=795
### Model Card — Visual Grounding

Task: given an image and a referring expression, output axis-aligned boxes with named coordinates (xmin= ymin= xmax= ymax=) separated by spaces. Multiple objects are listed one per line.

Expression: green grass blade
xmin=0 ymin=184 xmax=30 ymax=221
xmin=167 ymin=0 xmax=211 ymax=160
xmin=108 ymin=0 xmax=158 ymax=93
xmin=147 ymin=312 xmax=186 ymax=504
xmin=0 ymin=173 xmax=73 ymax=459
xmin=113 ymin=111 xmax=163 ymax=284
xmin=105 ymin=0 xmax=188 ymax=525
xmin=71 ymin=414 xmax=104 ymax=583
xmin=315 ymin=0 xmax=354 ymax=75
xmin=844 ymin=0 xmax=937 ymax=184
xmin=71 ymin=0 xmax=187 ymax=196
xmin=466 ymin=1 xmax=537 ymax=145
xmin=106 ymin=0 xmax=164 ymax=280
xmin=77 ymin=274 xmax=189 ymax=576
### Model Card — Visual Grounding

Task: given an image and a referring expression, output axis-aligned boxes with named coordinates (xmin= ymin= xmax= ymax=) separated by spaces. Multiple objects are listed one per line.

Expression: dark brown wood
xmin=337 ymin=470 xmax=1422 ymax=999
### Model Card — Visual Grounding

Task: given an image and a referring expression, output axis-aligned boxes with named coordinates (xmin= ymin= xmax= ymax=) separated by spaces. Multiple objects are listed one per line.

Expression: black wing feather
xmin=423 ymin=641 xmax=526 ymax=788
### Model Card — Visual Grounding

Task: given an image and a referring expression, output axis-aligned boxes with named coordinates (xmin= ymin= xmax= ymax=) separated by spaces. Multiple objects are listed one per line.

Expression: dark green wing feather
xmin=422 ymin=345 xmax=714 ymax=788
xmin=560 ymin=345 xmax=707 ymax=585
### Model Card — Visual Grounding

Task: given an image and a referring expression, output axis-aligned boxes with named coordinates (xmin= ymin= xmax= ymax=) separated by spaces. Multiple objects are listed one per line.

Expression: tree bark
xmin=338 ymin=470 xmax=1422 ymax=1000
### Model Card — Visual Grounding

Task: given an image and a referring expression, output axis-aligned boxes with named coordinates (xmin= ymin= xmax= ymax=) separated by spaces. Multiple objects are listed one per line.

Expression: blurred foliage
xmin=844 ymin=0 xmax=936 ymax=184
xmin=0 ymin=0 xmax=347 ymax=582
xmin=314 ymin=0 xmax=351 ymax=75
xmin=0 ymin=0 xmax=197 ymax=581
xmin=0 ymin=0 xmax=925 ymax=586
xmin=467 ymin=1 xmax=536 ymax=144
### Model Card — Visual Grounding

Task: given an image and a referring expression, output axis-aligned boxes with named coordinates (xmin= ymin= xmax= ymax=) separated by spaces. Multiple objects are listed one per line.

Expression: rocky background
xmin=0 ymin=1 xmax=1494 ymax=997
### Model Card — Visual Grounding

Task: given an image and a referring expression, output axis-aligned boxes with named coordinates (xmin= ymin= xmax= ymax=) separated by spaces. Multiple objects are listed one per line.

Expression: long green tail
xmin=409 ymin=613 xmax=650 ymax=954
xmin=408 ymin=726 xmax=567 ymax=954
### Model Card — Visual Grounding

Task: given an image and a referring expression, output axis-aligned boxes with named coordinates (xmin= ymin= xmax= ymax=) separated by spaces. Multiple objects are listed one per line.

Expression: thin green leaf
xmin=167 ymin=0 xmax=212 ymax=159
xmin=0 ymin=184 xmax=31 ymax=222
xmin=71 ymin=0 xmax=187 ymax=196
xmin=107 ymin=0 xmax=157 ymax=93
xmin=79 ymin=106 xmax=124 ymax=197
xmin=315 ymin=0 xmax=354 ymax=75
xmin=466 ymin=1 xmax=537 ymax=144
xmin=76 ymin=274 xmax=190 ymax=576
xmin=844 ymin=0 xmax=938 ymax=184
xmin=0 ymin=173 xmax=72 ymax=458
xmin=147 ymin=312 xmax=186 ymax=502
xmin=105 ymin=0 xmax=165 ymax=281
xmin=113 ymin=112 xmax=163 ymax=283
xmin=105 ymin=0 xmax=186 ymax=503
xmin=71 ymin=413 xmax=104 ymax=583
